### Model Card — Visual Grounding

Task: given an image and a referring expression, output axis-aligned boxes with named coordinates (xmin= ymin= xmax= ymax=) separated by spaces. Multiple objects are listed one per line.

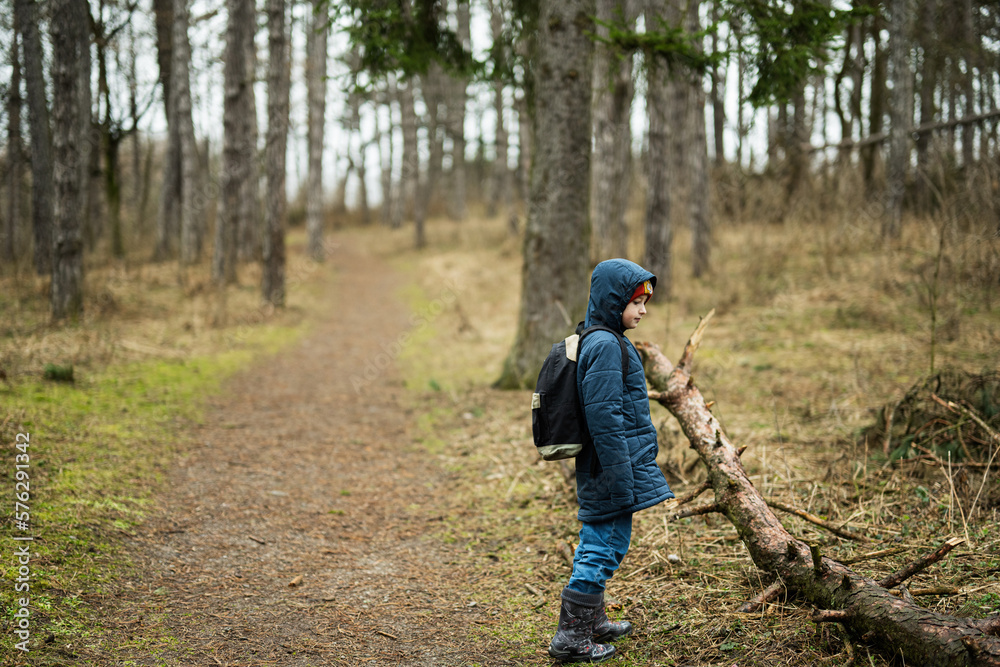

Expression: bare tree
xmin=4 ymin=28 xmax=23 ymax=264
xmin=262 ymin=0 xmax=290 ymax=306
xmin=154 ymin=0 xmax=180 ymax=261
xmin=93 ymin=3 xmax=140 ymax=259
xmin=446 ymin=0 xmax=471 ymax=222
xmin=496 ymin=0 xmax=595 ymax=389
xmin=885 ymin=0 xmax=913 ymax=239
xmin=377 ymin=81 xmax=396 ymax=227
xmin=684 ymin=0 xmax=710 ymax=278
xmin=643 ymin=0 xmax=682 ymax=297
xmin=174 ymin=0 xmax=203 ymax=264
xmin=49 ymin=0 xmax=88 ymax=320
xmin=305 ymin=0 xmax=329 ymax=262
xmin=487 ymin=0 xmax=510 ymax=220
xmin=14 ymin=0 xmax=54 ymax=275
xmin=237 ymin=20 xmax=260 ymax=262
xmin=214 ymin=0 xmax=255 ymax=284
xmin=590 ymin=0 xmax=635 ymax=262
xmin=398 ymin=76 xmax=419 ymax=234
xmin=643 ymin=32 xmax=674 ymax=297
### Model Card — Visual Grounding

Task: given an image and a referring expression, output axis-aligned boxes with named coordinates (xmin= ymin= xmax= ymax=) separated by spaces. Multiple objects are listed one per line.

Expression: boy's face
xmin=622 ymin=295 xmax=648 ymax=330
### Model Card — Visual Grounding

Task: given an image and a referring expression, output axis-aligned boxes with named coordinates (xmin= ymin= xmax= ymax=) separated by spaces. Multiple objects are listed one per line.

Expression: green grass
xmin=0 ymin=321 xmax=307 ymax=659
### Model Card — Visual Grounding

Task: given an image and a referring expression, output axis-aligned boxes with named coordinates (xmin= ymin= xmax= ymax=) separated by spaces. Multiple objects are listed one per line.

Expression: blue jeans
xmin=566 ymin=514 xmax=633 ymax=595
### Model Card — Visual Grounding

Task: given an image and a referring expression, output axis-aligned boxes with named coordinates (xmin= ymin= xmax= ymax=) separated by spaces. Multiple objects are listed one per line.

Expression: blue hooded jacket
xmin=575 ymin=259 xmax=674 ymax=522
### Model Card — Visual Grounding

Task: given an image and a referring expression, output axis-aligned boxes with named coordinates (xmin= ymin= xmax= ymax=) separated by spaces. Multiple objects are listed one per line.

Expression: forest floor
xmin=76 ymin=241 xmax=514 ymax=666
xmin=3 ymin=213 xmax=1000 ymax=666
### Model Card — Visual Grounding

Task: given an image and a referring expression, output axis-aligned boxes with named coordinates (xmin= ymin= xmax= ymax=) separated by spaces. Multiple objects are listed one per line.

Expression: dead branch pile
xmin=863 ymin=369 xmax=1000 ymax=472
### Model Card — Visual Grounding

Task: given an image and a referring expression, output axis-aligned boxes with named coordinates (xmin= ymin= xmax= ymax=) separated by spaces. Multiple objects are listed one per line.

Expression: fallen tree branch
xmin=765 ymin=499 xmax=871 ymax=543
xmin=738 ymin=579 xmax=787 ymax=613
xmin=675 ymin=503 xmax=720 ymax=519
xmin=673 ymin=481 xmax=711 ymax=507
xmin=879 ymin=537 xmax=966 ymax=589
xmin=889 ymin=586 xmax=961 ymax=598
xmin=636 ymin=321 xmax=1000 ymax=667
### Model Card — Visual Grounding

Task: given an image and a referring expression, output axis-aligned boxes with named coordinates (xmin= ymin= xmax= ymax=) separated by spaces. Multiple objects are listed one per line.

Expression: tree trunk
xmin=78 ymin=3 xmax=94 ymax=253
xmin=213 ymin=0 xmax=254 ymax=284
xmin=638 ymin=317 xmax=1000 ymax=667
xmin=4 ymin=28 xmax=23 ymax=264
xmin=305 ymin=0 xmax=328 ymax=262
xmin=959 ymin=0 xmax=976 ymax=171
xmin=446 ymin=0 xmax=470 ymax=222
xmin=861 ymin=12 xmax=887 ymax=196
xmin=684 ymin=0 xmax=710 ymax=279
xmin=884 ymin=0 xmax=913 ymax=239
xmin=154 ymin=0 xmax=180 ymax=261
xmin=915 ymin=0 xmax=938 ymax=207
xmin=174 ymin=0 xmax=202 ymax=265
xmin=49 ymin=0 xmax=88 ymax=321
xmin=237 ymin=19 xmax=260 ymax=262
xmin=95 ymin=20 xmax=126 ymax=260
xmin=495 ymin=0 xmax=595 ymax=389
xmin=415 ymin=66 xmax=445 ymax=246
xmin=590 ymin=0 xmax=635 ymax=263
xmin=398 ymin=77 xmax=419 ymax=236
xmin=261 ymin=0 xmax=289 ymax=306
xmin=643 ymin=9 xmax=673 ymax=298
xmin=356 ymin=141 xmax=370 ymax=224
xmin=709 ymin=1 xmax=725 ymax=167
xmin=377 ymin=85 xmax=396 ymax=227
xmin=15 ymin=0 xmax=55 ymax=276
xmin=516 ymin=91 xmax=532 ymax=207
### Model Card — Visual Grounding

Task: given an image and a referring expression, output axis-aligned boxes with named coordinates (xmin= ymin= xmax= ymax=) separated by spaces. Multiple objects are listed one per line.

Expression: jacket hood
xmin=584 ymin=259 xmax=657 ymax=333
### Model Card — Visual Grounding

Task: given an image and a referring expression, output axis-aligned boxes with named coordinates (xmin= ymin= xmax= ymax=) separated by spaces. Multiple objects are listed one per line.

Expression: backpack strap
xmin=575 ymin=322 xmax=630 ymax=476
xmin=576 ymin=322 xmax=629 ymax=383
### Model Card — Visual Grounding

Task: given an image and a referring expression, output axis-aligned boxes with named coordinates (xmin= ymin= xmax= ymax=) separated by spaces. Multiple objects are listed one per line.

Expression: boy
xmin=548 ymin=258 xmax=675 ymax=664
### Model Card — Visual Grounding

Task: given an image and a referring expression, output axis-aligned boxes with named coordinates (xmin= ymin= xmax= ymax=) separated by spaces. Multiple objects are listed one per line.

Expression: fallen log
xmin=636 ymin=312 xmax=1000 ymax=667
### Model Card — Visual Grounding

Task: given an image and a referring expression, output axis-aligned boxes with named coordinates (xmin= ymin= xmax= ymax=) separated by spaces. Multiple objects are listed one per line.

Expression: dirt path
xmin=99 ymin=244 xmax=507 ymax=666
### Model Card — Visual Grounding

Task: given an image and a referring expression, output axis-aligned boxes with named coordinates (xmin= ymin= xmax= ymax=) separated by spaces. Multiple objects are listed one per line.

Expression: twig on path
xmin=248 ymin=535 xmax=266 ymax=545
xmin=376 ymin=630 xmax=400 ymax=640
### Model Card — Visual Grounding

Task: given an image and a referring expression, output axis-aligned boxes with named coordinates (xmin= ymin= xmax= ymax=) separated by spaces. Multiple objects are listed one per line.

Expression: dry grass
xmin=1 ymin=204 xmax=997 ymax=665
xmin=351 ymin=206 xmax=1000 ymax=666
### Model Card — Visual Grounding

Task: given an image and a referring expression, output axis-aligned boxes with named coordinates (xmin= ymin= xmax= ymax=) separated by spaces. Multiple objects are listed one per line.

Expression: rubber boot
xmin=548 ymin=588 xmax=617 ymax=664
xmin=593 ymin=595 xmax=633 ymax=643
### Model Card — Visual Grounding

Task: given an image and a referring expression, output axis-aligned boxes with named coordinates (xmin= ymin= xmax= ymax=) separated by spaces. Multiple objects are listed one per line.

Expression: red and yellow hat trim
xmin=630 ymin=280 xmax=653 ymax=303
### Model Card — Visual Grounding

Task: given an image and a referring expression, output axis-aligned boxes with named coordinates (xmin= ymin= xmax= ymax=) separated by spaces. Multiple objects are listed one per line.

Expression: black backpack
xmin=531 ymin=322 xmax=629 ymax=461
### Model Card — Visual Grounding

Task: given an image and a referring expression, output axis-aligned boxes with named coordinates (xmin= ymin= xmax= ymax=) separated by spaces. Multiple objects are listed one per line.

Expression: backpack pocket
xmin=533 ymin=391 xmax=584 ymax=461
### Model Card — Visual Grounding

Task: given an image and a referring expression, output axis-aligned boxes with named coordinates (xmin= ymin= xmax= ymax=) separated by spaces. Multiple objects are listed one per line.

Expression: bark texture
xmin=642 ymin=0 xmax=681 ymax=297
xmin=397 ymin=77 xmax=419 ymax=233
xmin=495 ymin=0 xmax=595 ymax=389
xmin=154 ymin=0 xmax=180 ymax=261
xmin=643 ymin=46 xmax=672 ymax=297
xmin=683 ymin=0 xmax=710 ymax=278
xmin=305 ymin=0 xmax=328 ymax=262
xmin=15 ymin=0 xmax=55 ymax=275
xmin=214 ymin=0 xmax=255 ymax=284
xmin=50 ymin=0 xmax=88 ymax=320
xmin=5 ymin=29 xmax=23 ymax=263
xmin=446 ymin=0 xmax=470 ymax=222
xmin=262 ymin=0 xmax=289 ymax=306
xmin=174 ymin=0 xmax=202 ymax=265
xmin=590 ymin=0 xmax=635 ymax=262
xmin=638 ymin=315 xmax=1000 ymax=667
xmin=885 ymin=0 xmax=913 ymax=239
